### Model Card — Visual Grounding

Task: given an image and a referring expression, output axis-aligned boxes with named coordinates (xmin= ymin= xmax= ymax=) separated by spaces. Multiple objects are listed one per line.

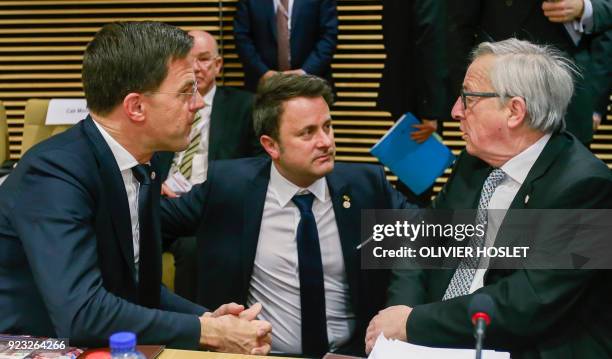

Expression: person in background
xmin=377 ymin=0 xmax=449 ymax=207
xmin=233 ymin=0 xmax=338 ymax=92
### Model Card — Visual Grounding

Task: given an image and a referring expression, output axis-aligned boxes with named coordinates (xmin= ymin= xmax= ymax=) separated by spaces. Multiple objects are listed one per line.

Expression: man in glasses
xmin=0 ymin=21 xmax=271 ymax=354
xmin=157 ymin=30 xmax=261 ymax=302
xmin=366 ymin=38 xmax=612 ymax=358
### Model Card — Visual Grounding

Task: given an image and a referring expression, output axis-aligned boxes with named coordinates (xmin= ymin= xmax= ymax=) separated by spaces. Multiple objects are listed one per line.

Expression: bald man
xmin=158 ymin=30 xmax=262 ymax=301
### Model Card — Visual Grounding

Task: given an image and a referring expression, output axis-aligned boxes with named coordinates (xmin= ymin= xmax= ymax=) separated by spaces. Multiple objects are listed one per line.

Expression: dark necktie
xmin=131 ymin=164 xmax=159 ymax=308
xmin=292 ymin=193 xmax=329 ymax=356
xmin=276 ymin=0 xmax=291 ymax=71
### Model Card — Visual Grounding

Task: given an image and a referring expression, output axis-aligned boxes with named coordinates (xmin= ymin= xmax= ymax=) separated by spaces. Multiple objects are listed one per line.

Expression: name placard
xmin=45 ymin=99 xmax=89 ymax=125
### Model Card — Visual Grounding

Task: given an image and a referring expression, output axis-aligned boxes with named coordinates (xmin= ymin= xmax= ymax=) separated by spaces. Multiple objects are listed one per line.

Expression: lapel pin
xmin=524 ymin=194 xmax=529 ymax=204
xmin=342 ymin=194 xmax=351 ymax=209
xmin=150 ymin=171 xmax=156 ymax=180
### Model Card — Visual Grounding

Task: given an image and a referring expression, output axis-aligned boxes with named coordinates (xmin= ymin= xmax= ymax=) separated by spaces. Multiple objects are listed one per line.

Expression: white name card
xmin=45 ymin=99 xmax=89 ymax=125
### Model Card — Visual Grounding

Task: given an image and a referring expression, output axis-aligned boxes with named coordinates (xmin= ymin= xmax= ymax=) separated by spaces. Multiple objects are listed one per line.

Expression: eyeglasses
xmin=460 ymin=89 xmax=500 ymax=110
xmin=146 ymin=80 xmax=199 ymax=105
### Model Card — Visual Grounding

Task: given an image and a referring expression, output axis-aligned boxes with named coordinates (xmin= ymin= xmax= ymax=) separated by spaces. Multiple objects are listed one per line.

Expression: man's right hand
xmin=199 ymin=305 xmax=272 ymax=355
xmin=161 ymin=183 xmax=178 ymax=198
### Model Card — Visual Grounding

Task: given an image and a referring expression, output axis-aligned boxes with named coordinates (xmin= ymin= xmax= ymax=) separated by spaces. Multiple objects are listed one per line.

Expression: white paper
xmin=368 ymin=333 xmax=509 ymax=359
xmin=45 ymin=99 xmax=88 ymax=125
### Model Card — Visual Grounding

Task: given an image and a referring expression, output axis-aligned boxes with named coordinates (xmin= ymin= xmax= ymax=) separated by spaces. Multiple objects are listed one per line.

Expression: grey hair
xmin=472 ymin=38 xmax=579 ymax=133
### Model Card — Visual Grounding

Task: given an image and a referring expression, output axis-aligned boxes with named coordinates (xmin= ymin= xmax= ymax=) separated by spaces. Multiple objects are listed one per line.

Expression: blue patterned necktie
xmin=292 ymin=193 xmax=329 ymax=356
xmin=443 ymin=168 xmax=506 ymax=300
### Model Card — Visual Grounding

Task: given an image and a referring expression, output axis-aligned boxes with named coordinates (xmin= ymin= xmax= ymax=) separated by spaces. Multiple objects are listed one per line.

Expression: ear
xmin=123 ymin=92 xmax=146 ymax=123
xmin=506 ymin=96 xmax=527 ymax=130
xmin=213 ymin=56 xmax=223 ymax=75
xmin=260 ymin=135 xmax=281 ymax=160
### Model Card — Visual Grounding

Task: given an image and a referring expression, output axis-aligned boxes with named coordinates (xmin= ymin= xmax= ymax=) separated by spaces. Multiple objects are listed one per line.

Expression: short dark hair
xmin=82 ymin=21 xmax=193 ymax=116
xmin=253 ymin=74 xmax=333 ymax=140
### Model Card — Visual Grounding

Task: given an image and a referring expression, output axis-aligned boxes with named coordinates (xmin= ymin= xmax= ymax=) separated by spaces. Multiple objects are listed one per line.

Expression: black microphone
xmin=468 ymin=293 xmax=495 ymax=359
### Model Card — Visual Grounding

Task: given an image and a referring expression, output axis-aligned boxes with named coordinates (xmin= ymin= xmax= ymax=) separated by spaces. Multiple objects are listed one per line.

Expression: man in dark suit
xmin=161 ymin=74 xmax=414 ymax=356
xmin=0 ymin=21 xmax=271 ymax=354
xmin=377 ymin=0 xmax=449 ymax=206
xmin=365 ymin=39 xmax=612 ymax=358
xmin=448 ymin=0 xmax=610 ymax=145
xmin=233 ymin=0 xmax=338 ymax=92
xmin=157 ymin=30 xmax=261 ymax=301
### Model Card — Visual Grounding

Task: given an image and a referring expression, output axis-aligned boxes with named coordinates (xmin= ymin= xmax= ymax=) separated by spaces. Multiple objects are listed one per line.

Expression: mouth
xmin=314 ymin=153 xmax=333 ymax=163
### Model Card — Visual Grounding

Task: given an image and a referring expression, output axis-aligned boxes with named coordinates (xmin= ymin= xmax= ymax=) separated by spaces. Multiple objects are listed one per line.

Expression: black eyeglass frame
xmin=460 ymin=90 xmax=500 ymax=109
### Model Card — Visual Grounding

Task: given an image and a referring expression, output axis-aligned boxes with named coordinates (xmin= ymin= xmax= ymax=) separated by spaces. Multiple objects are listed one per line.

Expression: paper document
xmin=370 ymin=112 xmax=455 ymax=195
xmin=368 ymin=334 xmax=509 ymax=359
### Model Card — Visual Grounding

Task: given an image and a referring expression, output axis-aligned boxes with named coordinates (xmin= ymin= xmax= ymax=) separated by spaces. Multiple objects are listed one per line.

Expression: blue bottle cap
xmin=109 ymin=332 xmax=136 ymax=352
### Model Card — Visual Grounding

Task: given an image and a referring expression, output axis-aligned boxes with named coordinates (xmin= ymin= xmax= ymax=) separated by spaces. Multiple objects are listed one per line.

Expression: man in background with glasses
xmin=366 ymin=38 xmax=612 ymax=358
xmin=0 ymin=21 xmax=271 ymax=354
xmin=157 ymin=30 xmax=262 ymax=302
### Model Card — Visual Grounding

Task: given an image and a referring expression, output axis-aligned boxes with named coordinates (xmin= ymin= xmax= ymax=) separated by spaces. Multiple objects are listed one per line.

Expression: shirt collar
xmin=203 ymin=84 xmax=216 ymax=107
xmin=92 ymin=119 xmax=139 ymax=171
xmin=500 ymin=133 xmax=551 ymax=185
xmin=269 ymin=162 xmax=328 ymax=208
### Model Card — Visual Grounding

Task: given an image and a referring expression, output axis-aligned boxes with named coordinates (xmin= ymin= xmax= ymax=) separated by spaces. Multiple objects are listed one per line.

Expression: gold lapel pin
xmin=342 ymin=194 xmax=351 ymax=209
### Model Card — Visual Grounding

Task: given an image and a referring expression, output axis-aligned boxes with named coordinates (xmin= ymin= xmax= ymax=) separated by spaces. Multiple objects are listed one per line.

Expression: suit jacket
xmin=157 ymin=86 xmax=261 ymax=178
xmin=161 ymin=157 xmax=414 ymax=355
xmin=387 ymin=131 xmax=612 ymax=358
xmin=592 ymin=0 xmax=612 ymax=34
xmin=448 ymin=0 xmax=599 ymax=143
xmin=233 ymin=0 xmax=338 ymax=92
xmin=377 ymin=0 xmax=449 ymax=120
xmin=0 ymin=117 xmax=205 ymax=349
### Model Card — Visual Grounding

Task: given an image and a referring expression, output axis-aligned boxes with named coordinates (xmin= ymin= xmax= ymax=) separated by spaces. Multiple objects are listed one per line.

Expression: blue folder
xmin=370 ymin=112 xmax=455 ymax=195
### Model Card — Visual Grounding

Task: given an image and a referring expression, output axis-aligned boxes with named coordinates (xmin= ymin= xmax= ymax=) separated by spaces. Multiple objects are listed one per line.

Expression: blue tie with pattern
xmin=292 ymin=193 xmax=329 ymax=356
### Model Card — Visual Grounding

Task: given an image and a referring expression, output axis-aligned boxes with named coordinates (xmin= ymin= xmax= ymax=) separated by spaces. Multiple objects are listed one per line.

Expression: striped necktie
xmin=443 ymin=168 xmax=506 ymax=300
xmin=178 ymin=112 xmax=202 ymax=179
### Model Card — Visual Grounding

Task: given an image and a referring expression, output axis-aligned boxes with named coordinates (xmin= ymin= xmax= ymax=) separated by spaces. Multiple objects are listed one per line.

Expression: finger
xmin=223 ymin=302 xmax=245 ymax=316
xmin=251 ymin=344 xmax=272 ymax=356
xmin=255 ymin=320 xmax=273 ymax=337
xmin=258 ymin=333 xmax=272 ymax=345
xmin=161 ymin=184 xmax=178 ymax=198
xmin=240 ymin=302 xmax=263 ymax=320
xmin=411 ymin=124 xmax=426 ymax=129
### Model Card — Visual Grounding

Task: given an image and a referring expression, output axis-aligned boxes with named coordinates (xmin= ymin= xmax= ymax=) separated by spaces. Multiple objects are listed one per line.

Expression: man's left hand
xmin=365 ymin=305 xmax=412 ymax=354
xmin=542 ymin=0 xmax=584 ymax=23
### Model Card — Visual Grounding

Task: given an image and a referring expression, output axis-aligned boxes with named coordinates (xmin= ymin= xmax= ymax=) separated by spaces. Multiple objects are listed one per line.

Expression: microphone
xmin=468 ymin=293 xmax=495 ymax=359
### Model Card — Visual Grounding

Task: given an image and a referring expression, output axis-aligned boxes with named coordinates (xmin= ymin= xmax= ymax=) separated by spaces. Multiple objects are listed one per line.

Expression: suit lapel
xmin=81 ymin=116 xmax=136 ymax=279
xmin=290 ymin=0 xmax=302 ymax=42
xmin=208 ymin=88 xmax=225 ymax=162
xmin=488 ymin=133 xmax=568 ymax=271
xmin=240 ymin=159 xmax=272 ymax=300
xmin=326 ymin=171 xmax=360 ymax=314
xmin=266 ymin=0 xmax=277 ymax=41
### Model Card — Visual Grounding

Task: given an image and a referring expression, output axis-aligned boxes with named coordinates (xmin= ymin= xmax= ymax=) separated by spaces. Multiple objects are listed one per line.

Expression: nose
xmin=316 ymin=128 xmax=334 ymax=148
xmin=451 ymin=96 xmax=465 ymax=121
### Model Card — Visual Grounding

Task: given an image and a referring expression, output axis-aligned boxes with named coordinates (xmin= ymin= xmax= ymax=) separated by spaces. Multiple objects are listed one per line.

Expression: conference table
xmin=159 ymin=349 xmax=294 ymax=359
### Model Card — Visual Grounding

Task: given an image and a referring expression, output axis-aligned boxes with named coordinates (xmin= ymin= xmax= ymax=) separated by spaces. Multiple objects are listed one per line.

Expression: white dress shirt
xmin=247 ymin=163 xmax=356 ymax=354
xmin=168 ymin=85 xmax=215 ymax=184
xmin=93 ymin=120 xmax=141 ymax=278
xmin=469 ymin=133 xmax=551 ymax=293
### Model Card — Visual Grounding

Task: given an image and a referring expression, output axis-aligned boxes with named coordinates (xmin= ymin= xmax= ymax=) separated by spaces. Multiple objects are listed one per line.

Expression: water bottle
xmin=109 ymin=332 xmax=146 ymax=359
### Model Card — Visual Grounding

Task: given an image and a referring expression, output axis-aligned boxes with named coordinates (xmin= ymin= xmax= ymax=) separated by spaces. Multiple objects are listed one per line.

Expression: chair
xmin=21 ymin=99 xmax=71 ymax=156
